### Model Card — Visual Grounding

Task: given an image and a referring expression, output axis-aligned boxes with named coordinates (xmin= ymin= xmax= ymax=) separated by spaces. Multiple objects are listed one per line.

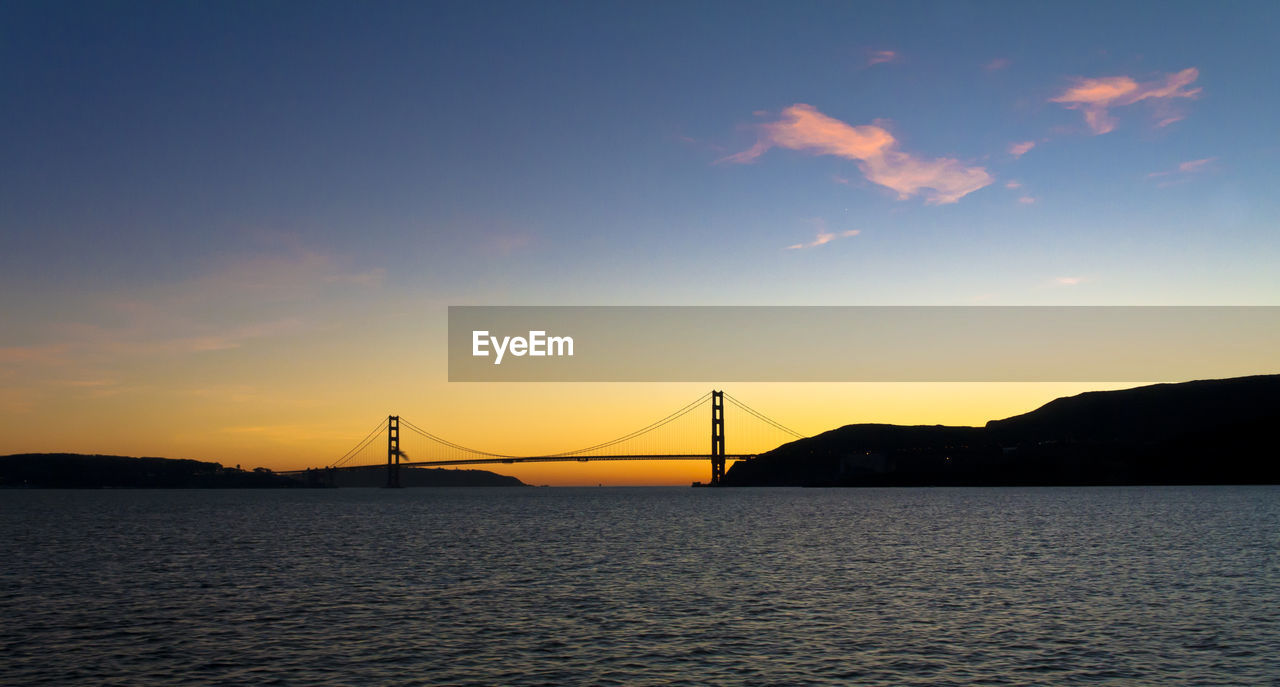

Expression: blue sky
xmin=4 ymin=1 xmax=1277 ymax=305
xmin=1 ymin=1 xmax=1278 ymax=475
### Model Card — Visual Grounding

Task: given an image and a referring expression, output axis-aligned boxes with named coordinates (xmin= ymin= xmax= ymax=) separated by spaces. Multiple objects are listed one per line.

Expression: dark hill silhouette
xmin=723 ymin=374 xmax=1280 ymax=487
xmin=986 ymin=375 xmax=1280 ymax=445
xmin=0 ymin=454 xmax=304 ymax=488
xmin=331 ymin=465 xmax=525 ymax=487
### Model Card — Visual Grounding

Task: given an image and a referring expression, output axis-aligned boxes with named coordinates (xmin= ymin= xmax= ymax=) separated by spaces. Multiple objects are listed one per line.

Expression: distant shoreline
xmin=0 ymin=454 xmax=525 ymax=489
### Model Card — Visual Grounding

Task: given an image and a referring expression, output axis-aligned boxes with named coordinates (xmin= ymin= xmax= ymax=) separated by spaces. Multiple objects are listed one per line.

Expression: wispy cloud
xmin=1018 ymin=196 xmax=1037 ymax=205
xmin=1005 ymin=180 xmax=1022 ymax=189
xmin=51 ymin=317 xmax=307 ymax=357
xmin=157 ymin=249 xmax=386 ymax=304
xmin=1 ymin=247 xmax=380 ymax=384
xmin=50 ymin=377 xmax=132 ymax=399
xmin=721 ymin=104 xmax=993 ymax=204
xmin=866 ymin=50 xmax=898 ymax=66
xmin=0 ymin=343 xmax=70 ymax=366
xmin=1178 ymin=158 xmax=1215 ymax=173
xmin=984 ymin=58 xmax=1011 ymax=71
xmin=53 ymin=378 xmax=119 ymax=388
xmin=0 ymin=244 xmax=387 ymax=416
xmin=1054 ymin=276 xmax=1084 ymax=286
xmin=1146 ymin=157 xmax=1218 ymax=187
xmin=219 ymin=423 xmax=355 ymax=444
xmin=1009 ymin=141 xmax=1036 ymax=158
xmin=672 ymin=132 xmax=727 ymax=155
xmin=1148 ymin=157 xmax=1217 ymax=177
xmin=787 ymin=221 xmax=860 ymax=250
xmin=1049 ymin=67 xmax=1201 ymax=134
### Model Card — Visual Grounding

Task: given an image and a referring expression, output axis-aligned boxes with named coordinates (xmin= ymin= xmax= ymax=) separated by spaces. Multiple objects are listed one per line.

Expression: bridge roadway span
xmin=398 ymin=453 xmax=756 ymax=467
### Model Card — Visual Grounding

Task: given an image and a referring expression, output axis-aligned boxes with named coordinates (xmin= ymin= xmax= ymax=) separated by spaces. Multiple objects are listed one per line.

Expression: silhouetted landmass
xmin=331 ymin=465 xmax=526 ymax=487
xmin=723 ymin=374 xmax=1280 ymax=487
xmin=0 ymin=454 xmax=305 ymax=488
xmin=0 ymin=454 xmax=527 ymax=488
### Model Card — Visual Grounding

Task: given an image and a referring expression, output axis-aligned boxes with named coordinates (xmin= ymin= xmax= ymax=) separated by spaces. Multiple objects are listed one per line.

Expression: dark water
xmin=2 ymin=486 xmax=1278 ymax=685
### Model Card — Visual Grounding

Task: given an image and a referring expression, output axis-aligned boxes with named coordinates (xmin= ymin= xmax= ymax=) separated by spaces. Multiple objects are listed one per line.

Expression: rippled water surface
xmin=3 ymin=486 xmax=1279 ymax=685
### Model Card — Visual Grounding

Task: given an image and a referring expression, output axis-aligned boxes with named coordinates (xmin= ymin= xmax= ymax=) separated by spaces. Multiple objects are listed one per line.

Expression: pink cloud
xmin=1008 ymin=141 xmax=1036 ymax=158
xmin=1147 ymin=157 xmax=1217 ymax=177
xmin=1050 ymin=68 xmax=1201 ymax=134
xmin=984 ymin=58 xmax=1011 ymax=71
xmin=722 ymin=104 xmax=993 ymax=204
xmin=867 ymin=50 xmax=898 ymax=66
xmin=787 ymin=228 xmax=860 ymax=251
xmin=1055 ymin=276 xmax=1083 ymax=286
xmin=1177 ymin=157 xmax=1215 ymax=173
xmin=1146 ymin=157 xmax=1218 ymax=185
xmin=1005 ymin=180 xmax=1022 ymax=189
xmin=672 ymin=132 xmax=727 ymax=154
xmin=1018 ymin=196 xmax=1037 ymax=204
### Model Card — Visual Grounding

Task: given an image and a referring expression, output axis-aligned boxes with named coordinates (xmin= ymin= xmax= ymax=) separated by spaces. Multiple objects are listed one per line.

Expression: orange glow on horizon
xmin=1 ymin=378 xmax=1149 ymax=486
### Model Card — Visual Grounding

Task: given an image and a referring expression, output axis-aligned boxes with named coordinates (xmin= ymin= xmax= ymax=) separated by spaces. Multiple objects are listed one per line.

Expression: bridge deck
xmin=399 ymin=453 xmax=755 ymax=467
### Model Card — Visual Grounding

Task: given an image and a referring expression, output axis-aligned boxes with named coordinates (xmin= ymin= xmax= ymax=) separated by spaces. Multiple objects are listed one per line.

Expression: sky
xmin=2 ymin=1 xmax=1278 ymax=484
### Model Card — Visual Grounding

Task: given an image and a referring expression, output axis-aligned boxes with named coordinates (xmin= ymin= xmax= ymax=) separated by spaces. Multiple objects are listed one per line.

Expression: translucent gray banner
xmin=448 ymin=306 xmax=1280 ymax=382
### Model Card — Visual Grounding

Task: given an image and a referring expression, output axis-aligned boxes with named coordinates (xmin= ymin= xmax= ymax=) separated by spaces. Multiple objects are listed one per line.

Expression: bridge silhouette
xmin=312 ymin=391 xmax=805 ymax=487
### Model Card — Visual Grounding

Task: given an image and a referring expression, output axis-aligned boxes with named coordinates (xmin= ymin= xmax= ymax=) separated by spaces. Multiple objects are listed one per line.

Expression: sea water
xmin=2 ymin=486 xmax=1277 ymax=685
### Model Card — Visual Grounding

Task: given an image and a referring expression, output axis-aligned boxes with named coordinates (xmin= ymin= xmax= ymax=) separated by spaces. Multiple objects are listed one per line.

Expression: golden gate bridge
xmin=307 ymin=391 xmax=804 ymax=487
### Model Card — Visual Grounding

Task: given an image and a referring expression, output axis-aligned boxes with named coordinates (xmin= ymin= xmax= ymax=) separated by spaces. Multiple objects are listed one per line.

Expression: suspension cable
xmin=398 ymin=391 xmax=713 ymax=459
xmin=330 ymin=417 xmax=389 ymax=468
xmin=723 ymin=393 xmax=806 ymax=439
xmin=545 ymin=391 xmax=713 ymax=456
xmin=399 ymin=418 xmax=520 ymax=458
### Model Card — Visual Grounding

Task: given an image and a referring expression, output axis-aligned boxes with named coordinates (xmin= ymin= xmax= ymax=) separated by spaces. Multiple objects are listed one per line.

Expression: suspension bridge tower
xmin=386 ymin=415 xmax=401 ymax=488
xmin=710 ymin=390 xmax=726 ymax=485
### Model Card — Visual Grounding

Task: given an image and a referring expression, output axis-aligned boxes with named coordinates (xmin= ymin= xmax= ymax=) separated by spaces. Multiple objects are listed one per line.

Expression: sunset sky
xmin=2 ymin=2 xmax=1277 ymax=484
